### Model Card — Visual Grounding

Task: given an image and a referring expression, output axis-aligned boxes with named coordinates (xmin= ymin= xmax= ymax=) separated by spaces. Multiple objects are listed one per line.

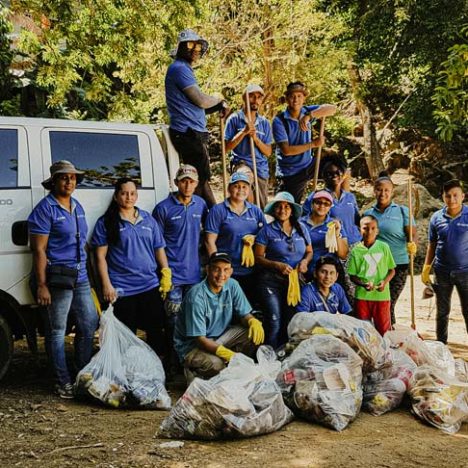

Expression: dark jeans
xmin=389 ymin=264 xmax=409 ymax=325
xmin=169 ymin=127 xmax=216 ymax=208
xmin=113 ymin=287 xmax=166 ymax=357
xmin=233 ymin=273 xmax=258 ymax=309
xmin=257 ymin=270 xmax=294 ymax=349
xmin=277 ymin=162 xmax=315 ymax=203
xmin=47 ymin=280 xmax=99 ymax=385
xmin=433 ymin=269 xmax=468 ymax=344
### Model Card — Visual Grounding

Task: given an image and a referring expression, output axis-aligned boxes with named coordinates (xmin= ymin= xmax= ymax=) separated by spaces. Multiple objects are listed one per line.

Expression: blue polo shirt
xmin=28 ymin=194 xmax=89 ymax=283
xmin=363 ymin=203 xmax=413 ymax=265
xmin=301 ymin=214 xmax=349 ymax=272
xmin=165 ymin=58 xmax=206 ymax=132
xmin=152 ymin=193 xmax=207 ymax=286
xmin=272 ymin=105 xmax=319 ymax=177
xmin=429 ymin=205 xmax=468 ymax=273
xmin=296 ymin=282 xmax=352 ymax=314
xmin=91 ymin=209 xmax=165 ymax=296
xmin=255 ymin=220 xmax=311 ymax=268
xmin=174 ymin=277 xmax=252 ymax=360
xmin=303 ymin=189 xmax=362 ymax=245
xmin=205 ymin=200 xmax=266 ymax=276
xmin=224 ymin=110 xmax=273 ymax=179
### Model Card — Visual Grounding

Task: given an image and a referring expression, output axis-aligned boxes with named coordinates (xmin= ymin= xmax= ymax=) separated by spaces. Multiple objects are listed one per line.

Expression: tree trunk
xmin=347 ymin=61 xmax=385 ymax=179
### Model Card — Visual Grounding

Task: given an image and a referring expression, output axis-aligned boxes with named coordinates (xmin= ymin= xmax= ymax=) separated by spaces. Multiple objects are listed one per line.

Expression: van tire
xmin=0 ymin=315 xmax=13 ymax=381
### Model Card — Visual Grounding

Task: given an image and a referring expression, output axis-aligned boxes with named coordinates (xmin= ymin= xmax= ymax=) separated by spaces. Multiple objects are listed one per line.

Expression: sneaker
xmin=55 ymin=383 xmax=74 ymax=399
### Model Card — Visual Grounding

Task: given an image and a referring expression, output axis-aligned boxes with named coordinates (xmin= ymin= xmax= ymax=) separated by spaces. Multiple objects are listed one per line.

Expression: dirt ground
xmin=1 ymin=276 xmax=467 ymax=468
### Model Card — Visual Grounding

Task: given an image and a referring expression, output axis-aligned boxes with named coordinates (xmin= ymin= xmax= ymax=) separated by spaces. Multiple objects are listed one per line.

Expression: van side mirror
xmin=12 ymin=221 xmax=29 ymax=246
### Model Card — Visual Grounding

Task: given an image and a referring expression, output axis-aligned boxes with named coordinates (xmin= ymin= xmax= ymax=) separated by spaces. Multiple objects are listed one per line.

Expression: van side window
xmin=50 ymin=131 xmax=141 ymax=187
xmin=0 ymin=129 xmax=18 ymax=188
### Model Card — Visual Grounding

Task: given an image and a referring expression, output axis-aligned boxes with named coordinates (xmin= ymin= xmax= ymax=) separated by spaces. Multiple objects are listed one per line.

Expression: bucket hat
xmin=284 ymin=81 xmax=309 ymax=97
xmin=174 ymin=29 xmax=208 ymax=57
xmin=41 ymin=160 xmax=85 ymax=190
xmin=264 ymin=191 xmax=302 ymax=219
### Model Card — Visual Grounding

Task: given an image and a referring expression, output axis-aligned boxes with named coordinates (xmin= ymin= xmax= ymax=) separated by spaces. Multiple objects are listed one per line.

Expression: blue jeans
xmin=257 ymin=270 xmax=293 ymax=349
xmin=47 ymin=281 xmax=98 ymax=385
xmin=433 ymin=269 xmax=468 ymax=344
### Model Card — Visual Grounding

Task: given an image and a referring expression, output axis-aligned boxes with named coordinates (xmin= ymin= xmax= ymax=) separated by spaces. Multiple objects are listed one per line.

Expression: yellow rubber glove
xmin=241 ymin=235 xmax=255 ymax=267
xmin=407 ymin=241 xmax=417 ymax=256
xmin=287 ymin=268 xmax=301 ymax=306
xmin=247 ymin=317 xmax=265 ymax=345
xmin=421 ymin=264 xmax=432 ymax=285
xmin=325 ymin=222 xmax=338 ymax=253
xmin=215 ymin=345 xmax=235 ymax=362
xmin=159 ymin=267 xmax=172 ymax=300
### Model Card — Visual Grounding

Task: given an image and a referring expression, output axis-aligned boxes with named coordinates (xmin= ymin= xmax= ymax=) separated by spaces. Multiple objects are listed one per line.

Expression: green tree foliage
xmin=432 ymin=25 xmax=468 ymax=142
xmin=12 ymin=0 xmax=202 ymax=121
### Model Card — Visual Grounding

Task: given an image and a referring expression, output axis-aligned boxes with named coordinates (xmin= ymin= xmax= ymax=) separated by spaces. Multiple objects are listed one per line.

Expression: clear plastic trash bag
xmin=277 ymin=334 xmax=363 ymax=431
xmin=384 ymin=328 xmax=455 ymax=375
xmin=283 ymin=312 xmax=390 ymax=373
xmin=363 ymin=348 xmax=417 ymax=416
xmin=159 ymin=346 xmax=293 ymax=440
xmin=75 ymin=307 xmax=171 ymax=410
xmin=408 ymin=365 xmax=468 ymax=434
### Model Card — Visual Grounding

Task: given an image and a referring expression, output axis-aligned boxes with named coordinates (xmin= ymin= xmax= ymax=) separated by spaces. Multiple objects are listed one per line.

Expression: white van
xmin=0 ymin=117 xmax=180 ymax=379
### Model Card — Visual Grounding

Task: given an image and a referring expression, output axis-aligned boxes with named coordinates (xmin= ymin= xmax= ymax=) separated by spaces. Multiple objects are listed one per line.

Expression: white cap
xmin=243 ymin=84 xmax=265 ymax=96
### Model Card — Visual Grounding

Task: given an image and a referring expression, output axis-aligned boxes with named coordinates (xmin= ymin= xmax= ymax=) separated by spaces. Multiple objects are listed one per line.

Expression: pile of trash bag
xmin=277 ymin=335 xmax=363 ymax=431
xmin=159 ymin=347 xmax=293 ymax=440
xmin=408 ymin=365 xmax=468 ymax=434
xmin=363 ymin=349 xmax=417 ymax=416
xmin=75 ymin=308 xmax=171 ymax=410
xmin=283 ymin=312 xmax=390 ymax=373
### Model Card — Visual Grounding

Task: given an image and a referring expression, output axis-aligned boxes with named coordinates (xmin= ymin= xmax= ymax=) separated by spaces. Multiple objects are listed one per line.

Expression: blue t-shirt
xmin=91 ymin=209 xmax=165 ymax=296
xmin=153 ymin=193 xmax=207 ymax=286
xmin=301 ymin=214 xmax=349 ymax=272
xmin=303 ymin=189 xmax=362 ymax=245
xmin=255 ymin=220 xmax=311 ymax=268
xmin=205 ymin=200 xmax=266 ymax=276
xmin=272 ymin=105 xmax=319 ymax=177
xmin=28 ymin=194 xmax=89 ymax=283
xmin=429 ymin=205 xmax=468 ymax=273
xmin=296 ymin=282 xmax=352 ymax=314
xmin=363 ymin=203 xmax=414 ymax=265
xmin=165 ymin=59 xmax=206 ymax=133
xmin=224 ymin=109 xmax=273 ymax=179
xmin=174 ymin=277 xmax=252 ymax=360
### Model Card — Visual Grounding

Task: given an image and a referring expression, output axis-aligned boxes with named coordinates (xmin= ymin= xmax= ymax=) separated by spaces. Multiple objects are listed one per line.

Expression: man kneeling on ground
xmin=174 ymin=252 xmax=265 ymax=382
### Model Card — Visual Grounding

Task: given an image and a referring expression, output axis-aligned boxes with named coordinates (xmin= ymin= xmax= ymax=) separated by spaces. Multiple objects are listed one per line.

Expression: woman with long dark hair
xmin=91 ymin=178 xmax=172 ymax=357
xmin=254 ymin=192 xmax=312 ymax=348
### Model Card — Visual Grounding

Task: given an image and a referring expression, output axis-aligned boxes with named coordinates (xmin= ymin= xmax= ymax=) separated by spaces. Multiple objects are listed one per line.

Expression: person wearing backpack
xmin=272 ymin=81 xmax=336 ymax=203
xmin=363 ymin=173 xmax=418 ymax=326
xmin=28 ymin=160 xmax=99 ymax=399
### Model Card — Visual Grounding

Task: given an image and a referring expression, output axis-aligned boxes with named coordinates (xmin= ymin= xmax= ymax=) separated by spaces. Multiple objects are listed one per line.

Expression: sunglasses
xmin=286 ymin=237 xmax=296 ymax=252
xmin=186 ymin=41 xmax=203 ymax=52
xmin=313 ymin=200 xmax=332 ymax=207
xmin=324 ymin=170 xmax=342 ymax=178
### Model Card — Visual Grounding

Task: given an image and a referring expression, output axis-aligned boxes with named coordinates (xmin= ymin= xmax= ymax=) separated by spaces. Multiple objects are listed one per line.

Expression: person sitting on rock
xmin=174 ymin=252 xmax=264 ymax=383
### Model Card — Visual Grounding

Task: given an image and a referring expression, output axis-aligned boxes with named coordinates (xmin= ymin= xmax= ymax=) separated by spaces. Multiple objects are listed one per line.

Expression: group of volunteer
xmin=27 ymin=29 xmax=468 ymax=399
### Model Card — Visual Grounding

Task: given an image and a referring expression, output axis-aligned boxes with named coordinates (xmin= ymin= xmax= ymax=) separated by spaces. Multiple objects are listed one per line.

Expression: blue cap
xmin=229 ymin=172 xmax=251 ymax=185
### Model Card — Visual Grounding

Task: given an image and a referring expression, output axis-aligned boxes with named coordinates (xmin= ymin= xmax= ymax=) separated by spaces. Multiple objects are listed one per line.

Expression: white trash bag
xmin=283 ymin=312 xmax=390 ymax=372
xmin=159 ymin=346 xmax=293 ymax=440
xmin=408 ymin=365 xmax=468 ymax=434
xmin=277 ymin=334 xmax=363 ymax=431
xmin=75 ymin=307 xmax=171 ymax=409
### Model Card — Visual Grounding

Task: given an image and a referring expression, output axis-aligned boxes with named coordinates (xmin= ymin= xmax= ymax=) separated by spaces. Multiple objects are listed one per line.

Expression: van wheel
xmin=0 ymin=315 xmax=13 ymax=381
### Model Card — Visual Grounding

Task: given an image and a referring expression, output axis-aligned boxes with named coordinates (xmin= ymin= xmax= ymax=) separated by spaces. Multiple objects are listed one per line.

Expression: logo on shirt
xmin=363 ymin=253 xmax=383 ymax=276
xmin=141 ymin=226 xmax=152 ymax=231
xmin=171 ymin=215 xmax=182 ymax=220
xmin=56 ymin=216 xmax=66 ymax=221
xmin=192 ymin=214 xmax=202 ymax=218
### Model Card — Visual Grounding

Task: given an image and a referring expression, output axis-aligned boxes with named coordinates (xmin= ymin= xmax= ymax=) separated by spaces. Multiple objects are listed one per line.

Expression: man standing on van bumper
xmin=28 ymin=160 xmax=98 ymax=399
xmin=165 ymin=29 xmax=230 ymax=208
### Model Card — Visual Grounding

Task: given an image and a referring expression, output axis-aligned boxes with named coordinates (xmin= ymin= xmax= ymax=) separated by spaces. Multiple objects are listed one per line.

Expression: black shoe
xmin=55 ymin=383 xmax=74 ymax=399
